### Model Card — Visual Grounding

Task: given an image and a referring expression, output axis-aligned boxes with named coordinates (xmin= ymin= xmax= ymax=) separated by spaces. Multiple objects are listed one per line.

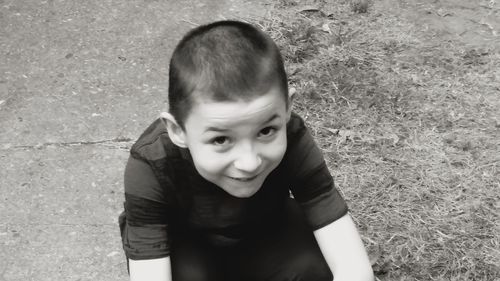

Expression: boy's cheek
xmin=272 ymin=133 xmax=288 ymax=156
xmin=192 ymin=152 xmax=227 ymax=172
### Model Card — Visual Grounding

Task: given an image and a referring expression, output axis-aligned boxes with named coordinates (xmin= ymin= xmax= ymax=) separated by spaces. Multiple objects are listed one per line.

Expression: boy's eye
xmin=211 ymin=136 xmax=230 ymax=146
xmin=259 ymin=126 xmax=277 ymax=137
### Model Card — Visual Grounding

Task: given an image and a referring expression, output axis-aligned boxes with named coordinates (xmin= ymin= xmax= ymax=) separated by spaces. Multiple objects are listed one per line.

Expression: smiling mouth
xmin=228 ymin=175 xmax=259 ymax=182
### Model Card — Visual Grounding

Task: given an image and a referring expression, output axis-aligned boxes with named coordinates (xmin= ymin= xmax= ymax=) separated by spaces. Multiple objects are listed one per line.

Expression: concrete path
xmin=0 ymin=1 xmax=269 ymax=280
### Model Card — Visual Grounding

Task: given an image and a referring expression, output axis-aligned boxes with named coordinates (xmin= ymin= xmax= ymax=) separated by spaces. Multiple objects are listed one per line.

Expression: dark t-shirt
xmin=121 ymin=112 xmax=348 ymax=260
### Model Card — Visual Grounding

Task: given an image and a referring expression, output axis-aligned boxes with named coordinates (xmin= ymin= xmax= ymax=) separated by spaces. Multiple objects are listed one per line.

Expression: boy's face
xmin=177 ymin=86 xmax=289 ymax=198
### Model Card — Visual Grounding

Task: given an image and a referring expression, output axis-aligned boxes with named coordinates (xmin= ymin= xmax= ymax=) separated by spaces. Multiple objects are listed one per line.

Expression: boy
xmin=119 ymin=20 xmax=374 ymax=281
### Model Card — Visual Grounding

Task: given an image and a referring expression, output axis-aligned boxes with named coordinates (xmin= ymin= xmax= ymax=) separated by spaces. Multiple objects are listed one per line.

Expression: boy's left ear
xmin=160 ymin=112 xmax=188 ymax=148
xmin=288 ymin=87 xmax=296 ymax=100
xmin=286 ymin=87 xmax=296 ymax=122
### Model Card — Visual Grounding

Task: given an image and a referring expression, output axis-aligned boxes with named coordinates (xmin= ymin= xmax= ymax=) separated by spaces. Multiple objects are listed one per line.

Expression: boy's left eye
xmin=258 ymin=126 xmax=276 ymax=137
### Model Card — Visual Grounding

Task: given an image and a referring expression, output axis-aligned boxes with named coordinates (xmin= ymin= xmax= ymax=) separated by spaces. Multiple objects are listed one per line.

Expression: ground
xmin=266 ymin=0 xmax=499 ymax=280
xmin=0 ymin=1 xmax=268 ymax=280
xmin=0 ymin=0 xmax=499 ymax=280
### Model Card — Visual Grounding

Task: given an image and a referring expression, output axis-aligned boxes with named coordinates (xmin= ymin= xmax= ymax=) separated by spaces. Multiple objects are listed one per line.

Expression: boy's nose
xmin=233 ymin=149 xmax=262 ymax=174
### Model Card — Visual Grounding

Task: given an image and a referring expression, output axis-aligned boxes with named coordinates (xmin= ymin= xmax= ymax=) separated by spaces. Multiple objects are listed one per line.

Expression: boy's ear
xmin=286 ymin=87 xmax=296 ymax=122
xmin=160 ymin=112 xmax=187 ymax=148
xmin=288 ymin=87 xmax=296 ymax=101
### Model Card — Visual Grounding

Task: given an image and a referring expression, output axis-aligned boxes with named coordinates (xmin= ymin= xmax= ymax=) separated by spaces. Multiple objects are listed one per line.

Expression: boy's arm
xmin=129 ymin=257 xmax=172 ymax=281
xmin=313 ymin=213 xmax=374 ymax=281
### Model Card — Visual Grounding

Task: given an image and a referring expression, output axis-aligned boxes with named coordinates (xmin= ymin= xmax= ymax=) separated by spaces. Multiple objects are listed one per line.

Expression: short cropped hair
xmin=168 ymin=20 xmax=288 ymax=129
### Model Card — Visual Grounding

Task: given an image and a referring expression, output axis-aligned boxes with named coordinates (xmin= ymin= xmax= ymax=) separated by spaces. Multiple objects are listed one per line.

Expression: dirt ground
xmin=1 ymin=0 xmax=499 ymax=280
xmin=398 ymin=0 xmax=499 ymax=48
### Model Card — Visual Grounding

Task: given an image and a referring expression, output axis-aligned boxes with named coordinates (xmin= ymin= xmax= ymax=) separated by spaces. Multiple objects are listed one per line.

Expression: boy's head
xmin=163 ymin=21 xmax=291 ymax=198
xmin=167 ymin=20 xmax=289 ymax=129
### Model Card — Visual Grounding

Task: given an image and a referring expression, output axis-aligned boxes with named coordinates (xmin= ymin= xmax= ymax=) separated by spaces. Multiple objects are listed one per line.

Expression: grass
xmin=257 ymin=0 xmax=500 ymax=280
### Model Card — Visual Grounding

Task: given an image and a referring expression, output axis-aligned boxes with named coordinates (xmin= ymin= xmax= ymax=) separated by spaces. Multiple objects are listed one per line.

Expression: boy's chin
xmin=220 ymin=183 xmax=262 ymax=198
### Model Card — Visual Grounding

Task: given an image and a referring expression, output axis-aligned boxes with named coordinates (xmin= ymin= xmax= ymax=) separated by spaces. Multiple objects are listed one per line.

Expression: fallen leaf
xmin=107 ymin=251 xmax=119 ymax=257
xmin=321 ymin=23 xmax=331 ymax=34
xmin=386 ymin=133 xmax=400 ymax=145
xmin=338 ymin=129 xmax=353 ymax=144
xmin=436 ymin=8 xmax=453 ymax=17
xmin=297 ymin=5 xmax=321 ymax=13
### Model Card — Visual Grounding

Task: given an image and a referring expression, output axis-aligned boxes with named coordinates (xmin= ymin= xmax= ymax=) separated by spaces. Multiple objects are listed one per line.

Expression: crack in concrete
xmin=1 ymin=137 xmax=134 ymax=151
xmin=1 ymin=223 xmax=117 ymax=227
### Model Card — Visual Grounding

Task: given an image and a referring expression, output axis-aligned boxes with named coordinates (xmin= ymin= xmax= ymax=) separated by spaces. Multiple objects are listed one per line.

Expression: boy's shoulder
xmin=130 ymin=118 xmax=181 ymax=162
xmin=287 ymin=112 xmax=308 ymax=140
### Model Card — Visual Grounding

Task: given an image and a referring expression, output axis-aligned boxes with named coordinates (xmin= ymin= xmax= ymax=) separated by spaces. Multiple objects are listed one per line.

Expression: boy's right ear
xmin=160 ymin=112 xmax=188 ymax=148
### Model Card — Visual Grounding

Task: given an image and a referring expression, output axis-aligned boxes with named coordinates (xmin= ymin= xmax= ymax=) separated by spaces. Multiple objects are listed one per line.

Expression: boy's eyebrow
xmin=204 ymin=114 xmax=280 ymax=133
xmin=263 ymin=114 xmax=280 ymax=124
xmin=204 ymin=126 xmax=229 ymax=133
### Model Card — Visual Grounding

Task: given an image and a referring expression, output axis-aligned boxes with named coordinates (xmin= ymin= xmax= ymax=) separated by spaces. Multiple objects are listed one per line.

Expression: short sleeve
xmin=120 ymin=156 xmax=171 ymax=260
xmin=285 ymin=114 xmax=348 ymax=230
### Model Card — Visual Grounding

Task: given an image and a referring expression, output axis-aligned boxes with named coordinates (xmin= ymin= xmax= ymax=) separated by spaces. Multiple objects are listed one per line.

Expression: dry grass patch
xmin=259 ymin=0 xmax=499 ymax=280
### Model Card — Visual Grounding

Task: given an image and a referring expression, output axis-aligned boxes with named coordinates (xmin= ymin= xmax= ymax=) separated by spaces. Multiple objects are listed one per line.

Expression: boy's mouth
xmin=228 ymin=175 xmax=259 ymax=182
